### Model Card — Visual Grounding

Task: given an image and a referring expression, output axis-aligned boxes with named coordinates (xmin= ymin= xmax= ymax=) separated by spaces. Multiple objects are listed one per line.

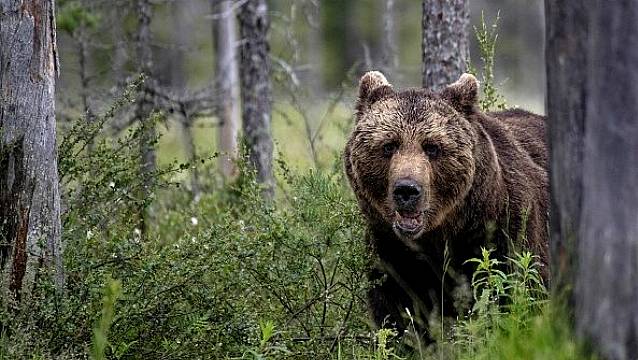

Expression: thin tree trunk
xmin=178 ymin=116 xmax=200 ymax=196
xmin=545 ymin=0 xmax=587 ymax=307
xmin=135 ymin=0 xmax=156 ymax=235
xmin=111 ymin=4 xmax=129 ymax=88
xmin=421 ymin=0 xmax=469 ymax=91
xmin=381 ymin=0 xmax=398 ymax=78
xmin=168 ymin=1 xmax=187 ymax=92
xmin=0 ymin=0 xmax=64 ymax=300
xmin=238 ymin=0 xmax=274 ymax=197
xmin=305 ymin=0 xmax=323 ymax=96
xmin=547 ymin=1 xmax=638 ymax=359
xmin=169 ymin=1 xmax=200 ymax=196
xmin=213 ymin=0 xmax=241 ymax=180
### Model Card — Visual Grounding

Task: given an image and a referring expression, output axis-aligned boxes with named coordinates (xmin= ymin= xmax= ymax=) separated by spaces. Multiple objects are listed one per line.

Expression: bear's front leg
xmin=367 ymin=267 xmax=413 ymax=334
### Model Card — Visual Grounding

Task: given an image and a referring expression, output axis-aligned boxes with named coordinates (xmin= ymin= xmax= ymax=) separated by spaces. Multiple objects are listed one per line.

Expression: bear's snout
xmin=393 ymin=179 xmax=423 ymax=212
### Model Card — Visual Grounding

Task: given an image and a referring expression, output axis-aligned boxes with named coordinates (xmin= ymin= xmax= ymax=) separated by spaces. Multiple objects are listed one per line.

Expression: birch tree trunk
xmin=0 ymin=0 xmax=64 ymax=301
xmin=381 ymin=0 xmax=398 ymax=79
xmin=213 ymin=0 xmax=241 ymax=180
xmin=547 ymin=1 xmax=638 ymax=358
xmin=421 ymin=0 xmax=469 ymax=91
xmin=238 ymin=0 xmax=274 ymax=196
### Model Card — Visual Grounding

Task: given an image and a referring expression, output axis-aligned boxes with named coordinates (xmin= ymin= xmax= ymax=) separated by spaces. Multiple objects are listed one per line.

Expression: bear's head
xmin=346 ymin=71 xmax=480 ymax=245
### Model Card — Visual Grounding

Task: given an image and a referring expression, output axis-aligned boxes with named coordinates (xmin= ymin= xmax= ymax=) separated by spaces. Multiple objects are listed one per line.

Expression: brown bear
xmin=344 ymin=71 xmax=549 ymax=337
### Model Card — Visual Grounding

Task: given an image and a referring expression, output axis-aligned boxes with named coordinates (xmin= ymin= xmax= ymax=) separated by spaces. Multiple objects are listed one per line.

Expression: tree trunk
xmin=0 ymin=0 xmax=64 ymax=301
xmin=547 ymin=1 xmax=638 ymax=359
xmin=545 ymin=0 xmax=587 ymax=306
xmin=421 ymin=0 xmax=469 ymax=91
xmin=577 ymin=2 xmax=638 ymax=358
xmin=305 ymin=0 xmax=323 ymax=97
xmin=213 ymin=0 xmax=241 ymax=180
xmin=169 ymin=0 xmax=200 ymax=196
xmin=111 ymin=4 xmax=129 ymax=88
xmin=381 ymin=0 xmax=398 ymax=79
xmin=238 ymin=0 xmax=274 ymax=197
xmin=134 ymin=0 xmax=156 ymax=235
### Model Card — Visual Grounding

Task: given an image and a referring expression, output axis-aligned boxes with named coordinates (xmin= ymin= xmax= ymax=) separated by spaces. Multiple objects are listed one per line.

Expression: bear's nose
xmin=393 ymin=179 xmax=423 ymax=209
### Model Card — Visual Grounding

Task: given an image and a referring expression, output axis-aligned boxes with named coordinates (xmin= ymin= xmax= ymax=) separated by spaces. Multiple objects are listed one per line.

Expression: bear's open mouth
xmin=393 ymin=211 xmax=424 ymax=236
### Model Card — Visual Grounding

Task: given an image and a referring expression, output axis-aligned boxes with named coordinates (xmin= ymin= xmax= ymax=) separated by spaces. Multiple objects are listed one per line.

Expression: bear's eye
xmin=382 ymin=142 xmax=399 ymax=158
xmin=423 ymin=143 xmax=441 ymax=159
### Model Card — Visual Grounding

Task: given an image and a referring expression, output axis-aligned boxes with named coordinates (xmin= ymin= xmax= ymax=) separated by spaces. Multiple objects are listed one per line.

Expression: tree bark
xmin=578 ymin=2 xmax=638 ymax=358
xmin=304 ymin=0 xmax=323 ymax=96
xmin=545 ymin=0 xmax=587 ymax=306
xmin=421 ymin=0 xmax=469 ymax=91
xmin=381 ymin=0 xmax=398 ymax=79
xmin=0 ymin=0 xmax=64 ymax=300
xmin=111 ymin=3 xmax=129 ymax=88
xmin=213 ymin=0 xmax=241 ymax=180
xmin=547 ymin=1 xmax=638 ymax=359
xmin=169 ymin=0 xmax=200 ymax=196
xmin=134 ymin=0 xmax=156 ymax=234
xmin=238 ymin=0 xmax=274 ymax=196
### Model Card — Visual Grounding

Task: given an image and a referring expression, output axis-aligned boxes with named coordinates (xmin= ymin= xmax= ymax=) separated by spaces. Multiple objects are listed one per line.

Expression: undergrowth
xmin=0 ymin=89 xmax=593 ymax=359
xmin=0 ymin=13 xmax=593 ymax=359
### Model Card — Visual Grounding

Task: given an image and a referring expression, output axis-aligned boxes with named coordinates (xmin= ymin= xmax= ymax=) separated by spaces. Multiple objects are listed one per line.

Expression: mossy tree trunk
xmin=0 ymin=0 xmax=64 ymax=301
xmin=238 ymin=0 xmax=274 ymax=197
xmin=547 ymin=1 xmax=638 ymax=358
xmin=213 ymin=0 xmax=241 ymax=180
xmin=421 ymin=0 xmax=469 ymax=91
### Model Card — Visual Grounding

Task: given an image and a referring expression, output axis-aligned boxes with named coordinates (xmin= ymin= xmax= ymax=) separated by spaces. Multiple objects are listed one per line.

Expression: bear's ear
xmin=441 ymin=73 xmax=479 ymax=113
xmin=357 ymin=71 xmax=394 ymax=108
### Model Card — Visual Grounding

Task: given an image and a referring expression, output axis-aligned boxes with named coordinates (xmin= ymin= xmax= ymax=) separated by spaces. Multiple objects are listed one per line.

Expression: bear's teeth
xmin=397 ymin=211 xmax=420 ymax=219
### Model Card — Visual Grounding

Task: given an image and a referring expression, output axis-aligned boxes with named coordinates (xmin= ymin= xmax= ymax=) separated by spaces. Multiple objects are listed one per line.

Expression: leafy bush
xmin=1 ymin=85 xmax=370 ymax=358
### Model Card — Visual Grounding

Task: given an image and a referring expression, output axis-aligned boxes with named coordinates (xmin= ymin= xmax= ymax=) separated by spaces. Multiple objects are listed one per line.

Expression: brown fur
xmin=344 ymin=72 xmax=549 ymax=337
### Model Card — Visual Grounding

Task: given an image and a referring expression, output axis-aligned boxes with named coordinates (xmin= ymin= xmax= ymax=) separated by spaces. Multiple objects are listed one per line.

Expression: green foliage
xmin=436 ymin=250 xmax=593 ymax=360
xmin=2 ymin=87 xmax=371 ymax=358
xmin=91 ymin=277 xmax=122 ymax=360
xmin=57 ymin=0 xmax=99 ymax=35
xmin=468 ymin=12 xmax=507 ymax=112
xmin=373 ymin=329 xmax=402 ymax=360
xmin=242 ymin=320 xmax=291 ymax=359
